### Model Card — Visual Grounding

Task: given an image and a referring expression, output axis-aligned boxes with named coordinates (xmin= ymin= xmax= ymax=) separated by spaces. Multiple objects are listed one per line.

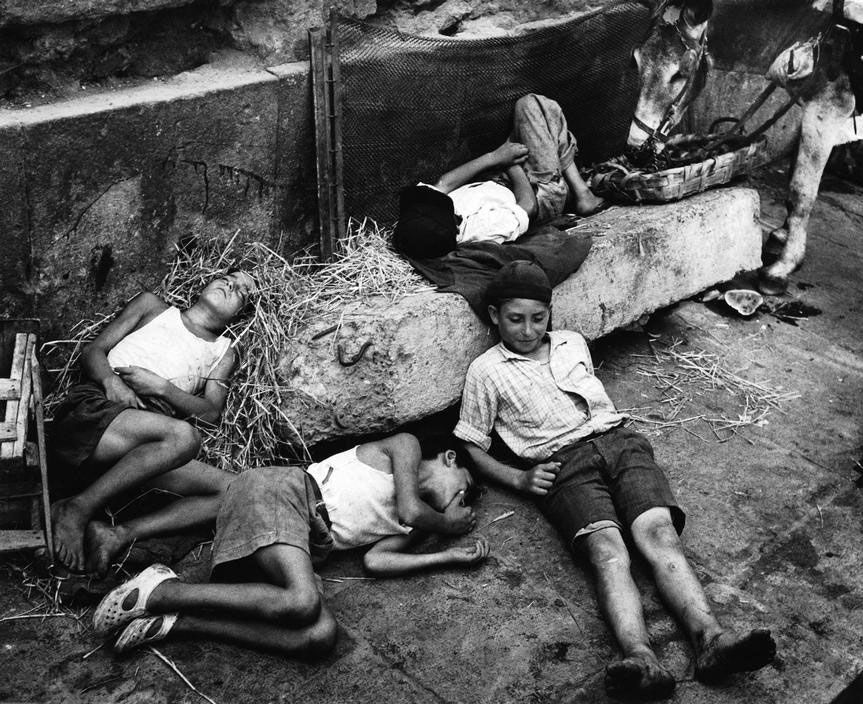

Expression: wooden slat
xmin=30 ymin=349 xmax=54 ymax=562
xmin=0 ymin=529 xmax=45 ymax=553
xmin=328 ymin=8 xmax=346 ymax=249
xmin=310 ymin=25 xmax=337 ymax=261
xmin=0 ymin=378 xmax=21 ymax=400
xmin=0 ymin=334 xmax=30 ymax=460
xmin=0 ymin=421 xmax=17 ymax=441
xmin=1 ymin=334 xmax=34 ymax=460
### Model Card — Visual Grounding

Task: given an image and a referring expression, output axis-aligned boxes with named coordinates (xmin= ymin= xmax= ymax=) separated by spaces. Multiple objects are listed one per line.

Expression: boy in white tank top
xmin=91 ymin=432 xmax=488 ymax=656
xmin=49 ymin=270 xmax=256 ymax=577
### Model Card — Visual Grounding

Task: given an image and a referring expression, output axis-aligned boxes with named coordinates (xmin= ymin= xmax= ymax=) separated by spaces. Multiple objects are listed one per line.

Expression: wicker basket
xmin=590 ymin=133 xmax=767 ymax=204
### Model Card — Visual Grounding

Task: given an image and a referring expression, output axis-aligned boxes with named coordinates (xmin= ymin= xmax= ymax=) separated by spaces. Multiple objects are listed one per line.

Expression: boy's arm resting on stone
xmin=384 ymin=434 xmax=476 ymax=536
xmin=114 ymin=348 xmax=236 ymax=424
xmin=362 ymin=532 xmax=490 ymax=577
xmin=434 ymin=140 xmax=530 ymax=194
xmin=81 ymin=292 xmax=167 ymax=409
xmin=462 ymin=443 xmax=560 ymax=496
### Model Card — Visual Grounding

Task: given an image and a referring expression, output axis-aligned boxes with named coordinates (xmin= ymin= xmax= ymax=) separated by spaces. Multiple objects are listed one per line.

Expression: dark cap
xmin=486 ymin=260 xmax=552 ymax=306
xmin=393 ymin=185 xmax=459 ymax=260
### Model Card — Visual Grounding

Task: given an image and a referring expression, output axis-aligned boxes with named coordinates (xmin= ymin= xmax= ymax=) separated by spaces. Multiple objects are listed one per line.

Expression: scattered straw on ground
xmin=1 ymin=560 xmax=89 ymax=630
xmin=624 ymin=336 xmax=800 ymax=443
xmin=42 ymin=219 xmax=431 ymax=471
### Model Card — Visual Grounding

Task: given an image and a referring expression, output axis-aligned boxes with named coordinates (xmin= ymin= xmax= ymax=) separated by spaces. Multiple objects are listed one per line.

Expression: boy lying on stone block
xmin=453 ymin=260 xmax=776 ymax=700
xmin=393 ymin=93 xmax=605 ymax=259
xmin=92 ymin=433 xmax=487 ymax=655
xmin=49 ymin=271 xmax=256 ymax=576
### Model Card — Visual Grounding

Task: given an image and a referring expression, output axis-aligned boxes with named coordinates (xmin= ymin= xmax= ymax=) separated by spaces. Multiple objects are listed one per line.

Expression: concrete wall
xmin=0 ymin=60 xmax=316 ymax=336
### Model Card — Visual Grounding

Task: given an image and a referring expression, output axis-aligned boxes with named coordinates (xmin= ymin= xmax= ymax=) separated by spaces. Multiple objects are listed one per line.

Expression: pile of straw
xmin=42 ymin=219 xmax=432 ymax=471
xmin=626 ymin=337 xmax=800 ymax=443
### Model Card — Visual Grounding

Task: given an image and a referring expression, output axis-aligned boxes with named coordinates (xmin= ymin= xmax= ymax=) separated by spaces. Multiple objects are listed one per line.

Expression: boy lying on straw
xmin=454 ymin=261 xmax=776 ymax=700
xmin=49 ymin=271 xmax=256 ymax=576
xmin=393 ymin=93 xmax=605 ymax=259
xmin=92 ymin=433 xmax=487 ymax=655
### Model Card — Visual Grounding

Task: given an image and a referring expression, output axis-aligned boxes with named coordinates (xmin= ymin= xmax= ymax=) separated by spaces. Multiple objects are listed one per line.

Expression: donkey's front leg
xmin=759 ymin=76 xmax=855 ymax=294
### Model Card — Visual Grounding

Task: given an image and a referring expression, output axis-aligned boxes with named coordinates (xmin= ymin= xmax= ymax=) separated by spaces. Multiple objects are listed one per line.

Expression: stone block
xmin=0 ymin=1 xmax=195 ymax=26
xmin=0 ymin=128 xmax=30 ymax=318
xmin=280 ymin=187 xmax=762 ymax=446
xmin=269 ymin=62 xmax=318 ymax=253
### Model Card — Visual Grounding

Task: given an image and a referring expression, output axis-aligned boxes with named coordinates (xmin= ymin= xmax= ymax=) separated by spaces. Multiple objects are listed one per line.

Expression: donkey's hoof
xmin=758 ymin=269 xmax=788 ymax=296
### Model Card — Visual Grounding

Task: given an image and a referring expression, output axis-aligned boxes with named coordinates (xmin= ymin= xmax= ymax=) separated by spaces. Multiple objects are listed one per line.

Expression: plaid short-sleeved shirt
xmin=454 ymin=330 xmax=627 ymax=462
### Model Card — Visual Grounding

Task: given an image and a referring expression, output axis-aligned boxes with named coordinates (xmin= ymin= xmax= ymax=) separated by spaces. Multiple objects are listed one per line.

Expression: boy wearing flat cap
xmin=393 ymin=94 xmax=604 ymax=260
xmin=454 ymin=261 xmax=776 ymax=700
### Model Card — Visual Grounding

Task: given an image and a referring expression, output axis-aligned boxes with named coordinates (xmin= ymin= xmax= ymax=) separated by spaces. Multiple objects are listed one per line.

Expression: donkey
xmin=627 ymin=0 xmax=860 ymax=295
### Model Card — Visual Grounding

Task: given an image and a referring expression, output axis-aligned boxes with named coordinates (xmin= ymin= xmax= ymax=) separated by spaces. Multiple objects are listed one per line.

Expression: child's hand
xmin=113 ymin=366 xmax=169 ymax=399
xmin=519 ymin=461 xmax=561 ymax=496
xmin=491 ymin=140 xmax=529 ymax=168
xmin=103 ymin=374 xmax=144 ymax=409
xmin=441 ymin=491 xmax=477 ymax=535
xmin=446 ymin=536 xmax=490 ymax=565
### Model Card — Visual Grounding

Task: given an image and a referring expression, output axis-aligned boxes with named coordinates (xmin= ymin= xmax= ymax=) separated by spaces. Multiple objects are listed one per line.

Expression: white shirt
xmin=107 ymin=307 xmax=231 ymax=395
xmin=449 ymin=181 xmax=530 ymax=245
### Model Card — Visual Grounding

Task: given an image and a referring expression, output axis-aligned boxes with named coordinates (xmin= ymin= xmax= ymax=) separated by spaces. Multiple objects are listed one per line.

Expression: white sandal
xmin=114 ymin=614 xmax=178 ymax=653
xmin=93 ymin=563 xmax=177 ymax=635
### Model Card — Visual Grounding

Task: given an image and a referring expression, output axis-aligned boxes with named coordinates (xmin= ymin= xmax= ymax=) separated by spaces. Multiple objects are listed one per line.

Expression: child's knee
xmin=584 ymin=528 xmax=630 ymax=571
xmin=305 ymin=609 xmax=338 ymax=657
xmin=166 ymin=422 xmax=201 ymax=459
xmin=515 ymin=93 xmax=539 ymax=113
xmin=269 ymin=584 xmax=321 ymax=625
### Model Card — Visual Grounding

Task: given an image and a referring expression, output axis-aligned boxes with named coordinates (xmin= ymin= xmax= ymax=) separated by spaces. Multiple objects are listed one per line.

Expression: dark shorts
xmin=211 ymin=466 xmax=334 ymax=582
xmin=535 ymin=426 xmax=685 ymax=548
xmin=48 ymin=382 xmax=130 ymax=495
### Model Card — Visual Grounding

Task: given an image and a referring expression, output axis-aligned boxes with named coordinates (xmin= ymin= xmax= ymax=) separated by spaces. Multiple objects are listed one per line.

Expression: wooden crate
xmin=0 ymin=319 xmax=53 ymax=558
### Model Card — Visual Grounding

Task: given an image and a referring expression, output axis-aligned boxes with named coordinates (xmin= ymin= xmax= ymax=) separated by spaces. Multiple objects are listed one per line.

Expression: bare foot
xmin=86 ymin=521 xmax=134 ymax=578
xmin=605 ymin=653 xmax=675 ymax=700
xmin=695 ymin=628 xmax=776 ymax=684
xmin=51 ymin=498 xmax=91 ymax=573
xmin=573 ymin=191 xmax=607 ymax=216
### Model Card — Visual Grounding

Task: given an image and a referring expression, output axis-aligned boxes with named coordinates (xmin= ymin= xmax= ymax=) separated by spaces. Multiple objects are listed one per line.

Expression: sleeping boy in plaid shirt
xmin=454 ymin=260 xmax=776 ymax=700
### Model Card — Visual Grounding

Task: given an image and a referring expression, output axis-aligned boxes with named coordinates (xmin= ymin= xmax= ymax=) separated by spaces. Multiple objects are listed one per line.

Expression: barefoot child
xmin=393 ymin=93 xmax=605 ymax=259
xmin=49 ymin=270 xmax=257 ymax=576
xmin=92 ymin=433 xmax=488 ymax=656
xmin=454 ymin=261 xmax=776 ymax=700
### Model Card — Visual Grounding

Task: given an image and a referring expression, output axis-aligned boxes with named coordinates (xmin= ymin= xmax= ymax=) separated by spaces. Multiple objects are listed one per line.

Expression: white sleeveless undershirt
xmin=107 ymin=307 xmax=231 ymax=395
xmin=306 ymin=446 xmax=411 ymax=550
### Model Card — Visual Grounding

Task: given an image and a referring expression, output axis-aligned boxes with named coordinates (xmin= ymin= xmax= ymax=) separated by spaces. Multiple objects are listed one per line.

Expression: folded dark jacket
xmin=405 ymin=224 xmax=592 ymax=322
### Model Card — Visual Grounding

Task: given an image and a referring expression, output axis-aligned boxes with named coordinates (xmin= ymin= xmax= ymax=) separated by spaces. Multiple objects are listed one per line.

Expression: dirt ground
xmin=1 ymin=162 xmax=862 ymax=704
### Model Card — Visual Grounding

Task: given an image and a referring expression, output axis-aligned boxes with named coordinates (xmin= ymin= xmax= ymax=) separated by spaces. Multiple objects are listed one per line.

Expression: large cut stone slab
xmin=281 ymin=187 xmax=762 ymax=446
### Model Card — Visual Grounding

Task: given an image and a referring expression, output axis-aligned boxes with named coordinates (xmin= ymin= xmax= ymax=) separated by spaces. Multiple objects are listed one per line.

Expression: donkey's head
xmin=628 ymin=0 xmax=713 ymax=152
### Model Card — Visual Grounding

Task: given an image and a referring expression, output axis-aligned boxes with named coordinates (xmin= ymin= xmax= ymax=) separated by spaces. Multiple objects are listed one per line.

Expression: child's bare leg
xmin=171 ymin=607 xmax=337 ymax=657
xmin=581 ymin=527 xmax=676 ymax=699
xmin=86 ymin=460 xmax=232 ymax=577
xmin=142 ymin=544 xmax=336 ymax=654
xmin=52 ymin=410 xmax=200 ymax=572
xmin=562 ymin=163 xmax=605 ymax=216
xmin=631 ymin=507 xmax=775 ymax=683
